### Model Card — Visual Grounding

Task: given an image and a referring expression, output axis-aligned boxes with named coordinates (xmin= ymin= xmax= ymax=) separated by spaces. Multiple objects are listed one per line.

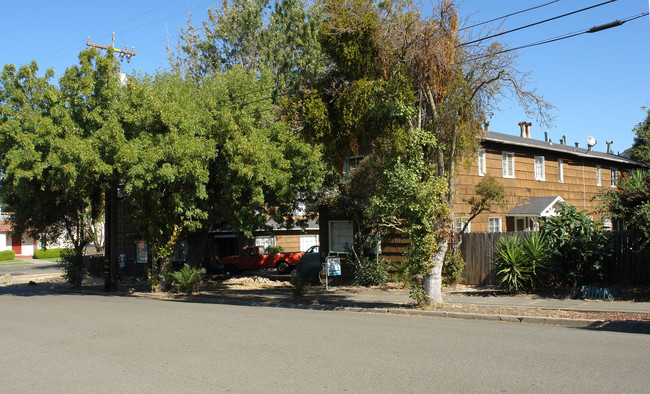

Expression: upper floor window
xmin=596 ymin=165 xmax=601 ymax=186
xmin=610 ymin=168 xmax=619 ymax=187
xmin=558 ymin=159 xmax=564 ymax=183
xmin=501 ymin=152 xmax=515 ymax=178
xmin=478 ymin=149 xmax=486 ymax=176
xmin=534 ymin=156 xmax=545 ymax=181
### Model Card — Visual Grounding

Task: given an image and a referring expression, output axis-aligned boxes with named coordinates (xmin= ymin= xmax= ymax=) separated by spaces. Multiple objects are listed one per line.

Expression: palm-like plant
xmin=171 ymin=264 xmax=207 ymax=296
xmin=492 ymin=235 xmax=530 ymax=293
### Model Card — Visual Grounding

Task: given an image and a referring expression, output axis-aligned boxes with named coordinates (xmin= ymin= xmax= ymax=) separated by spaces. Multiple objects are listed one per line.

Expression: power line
xmin=465 ymin=12 xmax=649 ymax=62
xmin=460 ymin=0 xmax=560 ymax=31
xmin=460 ymin=0 xmax=618 ymax=47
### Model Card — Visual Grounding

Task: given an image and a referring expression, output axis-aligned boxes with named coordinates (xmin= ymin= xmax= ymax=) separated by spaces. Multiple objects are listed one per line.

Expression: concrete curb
xmin=131 ymin=291 xmax=607 ymax=328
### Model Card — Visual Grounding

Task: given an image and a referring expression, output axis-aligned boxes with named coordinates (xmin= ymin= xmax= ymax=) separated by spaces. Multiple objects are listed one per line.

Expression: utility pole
xmin=87 ymin=32 xmax=136 ymax=62
xmin=87 ymin=33 xmax=135 ymax=292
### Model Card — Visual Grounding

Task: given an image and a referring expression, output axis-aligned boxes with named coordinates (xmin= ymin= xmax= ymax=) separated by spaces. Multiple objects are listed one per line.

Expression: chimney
xmin=484 ymin=122 xmax=489 ymax=132
xmin=518 ymin=122 xmax=526 ymax=137
xmin=544 ymin=131 xmax=548 ymax=142
xmin=606 ymin=140 xmax=613 ymax=154
xmin=525 ymin=122 xmax=531 ymax=138
xmin=562 ymin=135 xmax=567 ymax=145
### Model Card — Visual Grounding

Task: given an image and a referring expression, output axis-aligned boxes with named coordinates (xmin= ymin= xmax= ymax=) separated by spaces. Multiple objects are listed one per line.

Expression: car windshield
xmin=306 ymin=245 xmax=319 ymax=253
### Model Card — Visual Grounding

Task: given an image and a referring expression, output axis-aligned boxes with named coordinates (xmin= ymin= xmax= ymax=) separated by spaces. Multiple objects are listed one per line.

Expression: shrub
xmin=521 ymin=232 xmax=554 ymax=287
xmin=492 ymin=235 xmax=530 ymax=293
xmin=34 ymin=248 xmax=68 ymax=259
xmin=540 ymin=203 xmax=612 ymax=287
xmin=346 ymin=233 xmax=389 ymax=286
xmin=0 ymin=250 xmax=15 ymax=261
xmin=171 ymin=264 xmax=206 ymax=296
xmin=290 ymin=271 xmax=306 ymax=298
xmin=59 ymin=249 xmax=84 ymax=288
xmin=265 ymin=245 xmax=284 ymax=254
xmin=443 ymin=250 xmax=466 ymax=285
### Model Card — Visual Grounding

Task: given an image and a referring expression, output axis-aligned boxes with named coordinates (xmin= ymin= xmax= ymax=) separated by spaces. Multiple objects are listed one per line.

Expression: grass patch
xmin=0 ymin=261 xmax=32 ymax=266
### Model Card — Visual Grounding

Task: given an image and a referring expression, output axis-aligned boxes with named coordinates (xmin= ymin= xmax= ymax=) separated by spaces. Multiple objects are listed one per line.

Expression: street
xmin=1 ymin=292 xmax=648 ymax=393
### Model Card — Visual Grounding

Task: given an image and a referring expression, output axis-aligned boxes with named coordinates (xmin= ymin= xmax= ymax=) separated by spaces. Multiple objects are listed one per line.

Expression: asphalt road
xmin=1 ymin=292 xmax=648 ymax=393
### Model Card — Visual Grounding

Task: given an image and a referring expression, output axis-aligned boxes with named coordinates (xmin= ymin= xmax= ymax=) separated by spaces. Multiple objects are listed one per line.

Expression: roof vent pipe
xmin=544 ymin=131 xmax=548 ymax=142
xmin=518 ymin=122 xmax=526 ymax=138
xmin=575 ymin=142 xmax=580 ymax=148
xmin=606 ymin=140 xmax=613 ymax=154
xmin=524 ymin=122 xmax=531 ymax=138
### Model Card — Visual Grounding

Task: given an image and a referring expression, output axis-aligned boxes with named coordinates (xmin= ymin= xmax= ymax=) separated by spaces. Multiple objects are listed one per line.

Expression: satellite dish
xmin=587 ymin=136 xmax=597 ymax=146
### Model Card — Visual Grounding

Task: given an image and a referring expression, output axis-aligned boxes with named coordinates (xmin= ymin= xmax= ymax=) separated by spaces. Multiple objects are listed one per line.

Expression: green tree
xmin=300 ymin=0 xmax=551 ymax=304
xmin=458 ymin=175 xmax=505 ymax=236
xmin=0 ymin=59 xmax=108 ymax=284
xmin=627 ymin=108 xmax=650 ymax=164
xmin=598 ymin=169 xmax=650 ymax=248
xmin=169 ymin=0 xmax=327 ymax=90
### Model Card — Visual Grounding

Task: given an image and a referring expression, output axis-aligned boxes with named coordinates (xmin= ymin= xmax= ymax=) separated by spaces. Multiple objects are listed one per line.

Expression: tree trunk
xmin=424 ymin=238 xmax=447 ymax=305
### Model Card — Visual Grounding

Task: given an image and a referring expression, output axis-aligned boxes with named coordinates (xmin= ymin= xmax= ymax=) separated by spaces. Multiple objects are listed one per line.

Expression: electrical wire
xmin=465 ymin=12 xmax=649 ymax=62
xmin=460 ymin=0 xmax=618 ymax=47
xmin=460 ymin=0 xmax=560 ymax=31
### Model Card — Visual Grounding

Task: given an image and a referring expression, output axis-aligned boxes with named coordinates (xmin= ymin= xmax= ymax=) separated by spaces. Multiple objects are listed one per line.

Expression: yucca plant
xmin=171 ymin=264 xmax=207 ymax=296
xmin=521 ymin=232 xmax=554 ymax=287
xmin=492 ymin=235 xmax=531 ymax=293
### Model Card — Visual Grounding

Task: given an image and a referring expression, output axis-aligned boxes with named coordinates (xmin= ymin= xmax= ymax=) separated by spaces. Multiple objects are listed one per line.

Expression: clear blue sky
xmin=1 ymin=0 xmax=648 ymax=153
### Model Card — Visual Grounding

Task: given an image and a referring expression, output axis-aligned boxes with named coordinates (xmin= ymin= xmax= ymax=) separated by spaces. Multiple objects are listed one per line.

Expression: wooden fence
xmin=457 ymin=231 xmax=650 ymax=286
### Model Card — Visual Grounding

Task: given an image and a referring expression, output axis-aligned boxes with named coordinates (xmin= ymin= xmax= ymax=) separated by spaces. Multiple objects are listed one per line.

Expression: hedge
xmin=0 ymin=250 xmax=15 ymax=261
xmin=33 ymin=248 xmax=70 ymax=259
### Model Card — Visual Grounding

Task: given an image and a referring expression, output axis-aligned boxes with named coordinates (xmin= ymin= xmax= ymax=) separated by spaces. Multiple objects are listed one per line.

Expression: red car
xmin=219 ymin=246 xmax=304 ymax=274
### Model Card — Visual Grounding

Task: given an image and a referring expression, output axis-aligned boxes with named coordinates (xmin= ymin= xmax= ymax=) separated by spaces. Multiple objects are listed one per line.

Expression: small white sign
xmin=325 ymin=257 xmax=341 ymax=276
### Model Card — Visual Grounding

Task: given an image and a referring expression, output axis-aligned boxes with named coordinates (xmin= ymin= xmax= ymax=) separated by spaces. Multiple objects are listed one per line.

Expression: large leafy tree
xmin=301 ymin=0 xmax=551 ymax=304
xmin=0 ymin=59 xmax=109 ymax=264
xmin=169 ymin=0 xmax=327 ymax=91
xmin=627 ymin=108 xmax=650 ymax=164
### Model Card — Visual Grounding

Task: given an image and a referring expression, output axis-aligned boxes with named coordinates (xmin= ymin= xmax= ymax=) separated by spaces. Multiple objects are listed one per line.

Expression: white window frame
xmin=329 ymin=220 xmax=353 ymax=253
xmin=534 ymin=156 xmax=545 ymax=181
xmin=488 ymin=217 xmax=502 ymax=233
xmin=478 ymin=149 xmax=486 ymax=176
xmin=596 ymin=165 xmax=601 ymax=186
xmin=610 ymin=167 xmax=618 ymax=187
xmin=558 ymin=159 xmax=564 ymax=183
xmin=254 ymin=236 xmax=276 ymax=250
xmin=455 ymin=217 xmax=471 ymax=233
xmin=502 ymin=152 xmax=515 ymax=178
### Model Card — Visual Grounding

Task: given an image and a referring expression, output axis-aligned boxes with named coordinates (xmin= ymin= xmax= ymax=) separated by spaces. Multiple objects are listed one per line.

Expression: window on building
xmin=488 ymin=217 xmax=502 ymax=233
xmin=596 ymin=165 xmax=601 ymax=186
xmin=329 ymin=221 xmax=353 ymax=253
xmin=478 ymin=149 xmax=486 ymax=176
xmin=534 ymin=156 xmax=545 ymax=181
xmin=455 ymin=217 xmax=471 ymax=233
xmin=558 ymin=159 xmax=564 ymax=183
xmin=502 ymin=152 xmax=515 ymax=178
xmin=610 ymin=167 xmax=618 ymax=187
xmin=255 ymin=236 xmax=276 ymax=250
xmin=343 ymin=156 xmax=364 ymax=176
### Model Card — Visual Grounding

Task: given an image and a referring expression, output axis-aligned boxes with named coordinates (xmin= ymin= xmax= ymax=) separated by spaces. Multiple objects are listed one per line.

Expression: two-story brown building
xmin=454 ymin=128 xmax=643 ymax=234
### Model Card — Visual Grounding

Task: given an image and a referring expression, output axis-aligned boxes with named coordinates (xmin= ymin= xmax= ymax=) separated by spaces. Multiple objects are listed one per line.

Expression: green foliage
xmin=265 ymin=245 xmax=285 ymax=254
xmin=628 ymin=108 xmax=650 ymax=165
xmin=492 ymin=235 xmax=530 ymax=293
xmin=598 ymin=169 xmax=650 ymax=249
xmin=0 ymin=250 xmax=15 ymax=261
xmin=290 ymin=270 xmax=306 ymax=298
xmin=442 ymin=250 xmax=465 ymax=285
xmin=541 ymin=203 xmax=612 ymax=287
xmin=344 ymin=234 xmax=389 ymax=286
xmin=171 ymin=264 xmax=207 ymax=296
xmin=461 ymin=176 xmax=505 ymax=234
xmin=492 ymin=232 xmax=554 ymax=293
xmin=58 ymin=249 xmax=85 ymax=288
xmin=33 ymin=248 xmax=68 ymax=259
